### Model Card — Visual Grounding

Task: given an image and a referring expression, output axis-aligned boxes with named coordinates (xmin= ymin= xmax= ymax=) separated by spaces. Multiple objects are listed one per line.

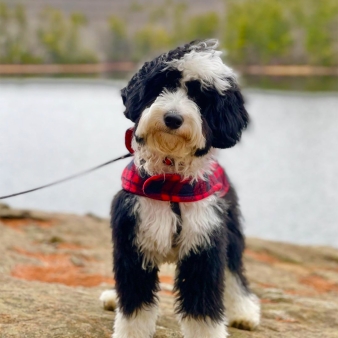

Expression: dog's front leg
xmin=111 ymin=191 xmax=159 ymax=338
xmin=175 ymin=243 xmax=228 ymax=338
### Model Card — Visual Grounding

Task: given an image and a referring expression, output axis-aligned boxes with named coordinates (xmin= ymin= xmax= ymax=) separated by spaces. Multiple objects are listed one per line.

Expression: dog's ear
xmin=205 ymin=85 xmax=249 ymax=149
xmin=121 ymin=83 xmax=142 ymax=122
xmin=121 ymin=88 xmax=127 ymax=106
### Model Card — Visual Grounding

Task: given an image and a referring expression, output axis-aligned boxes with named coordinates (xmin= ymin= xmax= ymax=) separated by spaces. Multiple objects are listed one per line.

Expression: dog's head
xmin=121 ymin=39 xmax=249 ymax=175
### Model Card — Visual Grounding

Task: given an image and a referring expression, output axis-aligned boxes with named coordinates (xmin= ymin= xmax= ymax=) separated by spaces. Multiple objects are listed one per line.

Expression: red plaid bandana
xmin=121 ymin=160 xmax=230 ymax=202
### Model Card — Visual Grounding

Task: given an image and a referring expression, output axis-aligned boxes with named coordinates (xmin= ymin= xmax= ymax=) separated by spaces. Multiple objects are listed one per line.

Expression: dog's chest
xmin=134 ymin=195 xmax=223 ymax=266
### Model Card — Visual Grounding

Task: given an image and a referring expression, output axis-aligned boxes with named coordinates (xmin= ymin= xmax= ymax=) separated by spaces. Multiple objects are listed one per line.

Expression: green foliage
xmin=38 ymin=8 xmax=97 ymax=64
xmin=224 ymin=0 xmax=292 ymax=65
xmin=172 ymin=2 xmax=188 ymax=45
xmin=0 ymin=2 xmax=42 ymax=64
xmin=301 ymin=0 xmax=338 ymax=66
xmin=108 ymin=16 xmax=130 ymax=61
xmin=186 ymin=12 xmax=220 ymax=41
xmin=0 ymin=0 xmax=337 ymax=67
xmin=129 ymin=1 xmax=144 ymax=12
xmin=224 ymin=0 xmax=338 ymax=66
xmin=132 ymin=25 xmax=172 ymax=61
xmin=149 ymin=7 xmax=168 ymax=24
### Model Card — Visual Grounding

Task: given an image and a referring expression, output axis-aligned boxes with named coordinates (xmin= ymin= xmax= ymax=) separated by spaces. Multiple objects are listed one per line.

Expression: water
xmin=1 ymin=79 xmax=337 ymax=247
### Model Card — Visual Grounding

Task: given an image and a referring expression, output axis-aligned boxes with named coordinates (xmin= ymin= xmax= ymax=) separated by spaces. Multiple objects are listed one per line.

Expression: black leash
xmin=0 ymin=153 xmax=132 ymax=200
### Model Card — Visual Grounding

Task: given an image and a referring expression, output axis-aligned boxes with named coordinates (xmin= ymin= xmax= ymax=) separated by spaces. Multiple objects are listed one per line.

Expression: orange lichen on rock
xmin=299 ymin=274 xmax=338 ymax=293
xmin=257 ymin=282 xmax=277 ymax=289
xmin=10 ymin=247 xmax=114 ymax=287
xmin=12 ymin=247 xmax=71 ymax=263
xmin=245 ymin=249 xmax=281 ymax=264
xmin=11 ymin=264 xmax=115 ymax=287
xmin=1 ymin=218 xmax=54 ymax=229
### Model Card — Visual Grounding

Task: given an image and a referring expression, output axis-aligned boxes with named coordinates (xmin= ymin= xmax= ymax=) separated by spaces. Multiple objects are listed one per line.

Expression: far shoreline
xmin=0 ymin=63 xmax=338 ymax=77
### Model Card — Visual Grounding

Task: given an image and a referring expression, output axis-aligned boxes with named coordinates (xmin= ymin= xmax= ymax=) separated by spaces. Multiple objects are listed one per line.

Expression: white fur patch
xmin=178 ymin=195 xmax=225 ymax=259
xmin=113 ymin=305 xmax=158 ymax=338
xmin=165 ymin=41 xmax=235 ymax=95
xmin=180 ymin=316 xmax=228 ymax=338
xmin=224 ymin=269 xmax=260 ymax=330
xmin=134 ymin=197 xmax=179 ymax=268
xmin=133 ymin=141 xmax=216 ymax=181
xmin=100 ymin=289 xmax=117 ymax=311
xmin=133 ymin=194 xmax=225 ymax=267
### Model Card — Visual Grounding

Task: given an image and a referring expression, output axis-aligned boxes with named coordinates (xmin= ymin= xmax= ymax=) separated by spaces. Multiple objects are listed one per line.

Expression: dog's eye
xmin=186 ymin=80 xmax=201 ymax=100
xmin=186 ymin=80 xmax=210 ymax=113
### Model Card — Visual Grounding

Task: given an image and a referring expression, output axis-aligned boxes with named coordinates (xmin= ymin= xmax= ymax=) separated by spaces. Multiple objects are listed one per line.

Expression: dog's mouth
xmin=143 ymin=129 xmax=192 ymax=157
xmin=154 ymin=126 xmax=190 ymax=140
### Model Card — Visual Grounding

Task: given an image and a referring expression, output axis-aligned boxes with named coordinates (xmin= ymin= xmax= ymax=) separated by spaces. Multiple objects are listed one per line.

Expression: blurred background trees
xmin=38 ymin=8 xmax=97 ymax=64
xmin=224 ymin=0 xmax=338 ymax=66
xmin=0 ymin=0 xmax=337 ymax=66
xmin=0 ymin=3 xmax=42 ymax=63
xmin=224 ymin=0 xmax=293 ymax=65
xmin=0 ymin=3 xmax=98 ymax=64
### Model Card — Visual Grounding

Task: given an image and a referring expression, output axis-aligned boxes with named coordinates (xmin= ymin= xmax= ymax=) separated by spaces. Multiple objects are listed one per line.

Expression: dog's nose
xmin=164 ymin=112 xmax=184 ymax=129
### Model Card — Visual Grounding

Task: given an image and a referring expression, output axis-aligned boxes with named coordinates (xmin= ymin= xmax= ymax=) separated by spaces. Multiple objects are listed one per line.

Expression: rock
xmin=0 ymin=204 xmax=50 ymax=221
xmin=0 ymin=203 xmax=10 ymax=210
xmin=1 ymin=206 xmax=338 ymax=337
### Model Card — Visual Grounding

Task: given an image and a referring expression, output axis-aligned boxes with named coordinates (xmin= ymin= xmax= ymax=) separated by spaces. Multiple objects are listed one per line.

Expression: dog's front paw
xmin=180 ymin=317 xmax=229 ymax=338
xmin=112 ymin=306 xmax=158 ymax=338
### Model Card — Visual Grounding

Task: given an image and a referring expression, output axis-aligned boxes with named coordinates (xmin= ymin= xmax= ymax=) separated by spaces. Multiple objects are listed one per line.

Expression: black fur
xmin=170 ymin=202 xmax=182 ymax=247
xmin=174 ymin=190 xmax=250 ymax=322
xmin=111 ymin=185 xmax=250 ymax=322
xmin=110 ymin=39 xmax=256 ymax=333
xmin=186 ymin=78 xmax=249 ymax=149
xmin=174 ymin=201 xmax=228 ymax=322
xmin=111 ymin=190 xmax=159 ymax=316
xmin=204 ymin=84 xmax=249 ymax=149
xmin=122 ymin=40 xmax=249 ymax=151
xmin=194 ymin=116 xmax=213 ymax=157
xmin=122 ymin=66 xmax=181 ymax=122
xmin=223 ymin=184 xmax=250 ymax=291
xmin=121 ymin=40 xmax=215 ymax=122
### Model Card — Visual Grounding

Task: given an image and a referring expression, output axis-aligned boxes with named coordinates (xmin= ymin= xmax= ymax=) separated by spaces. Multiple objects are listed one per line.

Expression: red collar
xmin=123 ymin=127 xmax=230 ymax=202
xmin=121 ymin=160 xmax=230 ymax=202
xmin=125 ymin=127 xmax=135 ymax=154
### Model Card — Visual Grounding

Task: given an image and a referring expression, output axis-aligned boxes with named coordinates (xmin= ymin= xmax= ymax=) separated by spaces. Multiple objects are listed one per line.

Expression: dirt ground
xmin=0 ymin=203 xmax=338 ymax=338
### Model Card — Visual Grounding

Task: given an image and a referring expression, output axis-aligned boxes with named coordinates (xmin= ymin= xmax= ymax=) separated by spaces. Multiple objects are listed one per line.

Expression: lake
xmin=1 ymin=79 xmax=337 ymax=247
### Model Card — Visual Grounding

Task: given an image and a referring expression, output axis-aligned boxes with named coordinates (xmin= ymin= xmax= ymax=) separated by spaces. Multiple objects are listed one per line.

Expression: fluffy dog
xmin=101 ymin=39 xmax=260 ymax=338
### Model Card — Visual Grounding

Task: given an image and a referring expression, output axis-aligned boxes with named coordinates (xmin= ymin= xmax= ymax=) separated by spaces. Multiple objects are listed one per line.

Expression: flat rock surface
xmin=0 ymin=203 xmax=338 ymax=338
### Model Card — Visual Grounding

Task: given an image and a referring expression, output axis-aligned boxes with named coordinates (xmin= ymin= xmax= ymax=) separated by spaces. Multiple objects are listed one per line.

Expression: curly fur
xmin=102 ymin=39 xmax=260 ymax=338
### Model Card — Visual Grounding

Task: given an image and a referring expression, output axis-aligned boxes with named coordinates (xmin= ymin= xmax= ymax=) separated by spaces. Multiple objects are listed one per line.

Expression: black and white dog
xmin=101 ymin=39 xmax=260 ymax=338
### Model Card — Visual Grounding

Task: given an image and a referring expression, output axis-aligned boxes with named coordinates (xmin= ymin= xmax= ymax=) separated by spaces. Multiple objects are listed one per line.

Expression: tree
xmin=0 ymin=3 xmax=41 ymax=64
xmin=224 ymin=0 xmax=292 ymax=65
xmin=38 ymin=8 xmax=97 ymax=64
xmin=107 ymin=16 xmax=130 ymax=61
xmin=133 ymin=25 xmax=172 ymax=61
xmin=186 ymin=12 xmax=220 ymax=42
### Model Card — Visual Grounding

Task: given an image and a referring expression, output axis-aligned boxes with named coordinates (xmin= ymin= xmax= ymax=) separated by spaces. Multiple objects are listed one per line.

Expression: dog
xmin=100 ymin=39 xmax=260 ymax=338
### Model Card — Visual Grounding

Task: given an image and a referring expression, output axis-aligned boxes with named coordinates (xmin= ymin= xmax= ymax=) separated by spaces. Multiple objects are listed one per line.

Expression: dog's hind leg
xmin=174 ymin=240 xmax=229 ymax=338
xmin=110 ymin=191 xmax=160 ymax=338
